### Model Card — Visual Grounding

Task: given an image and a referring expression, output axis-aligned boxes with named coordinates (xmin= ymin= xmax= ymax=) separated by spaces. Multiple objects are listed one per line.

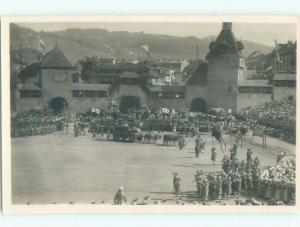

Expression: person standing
xmin=246 ymin=148 xmax=253 ymax=162
xmin=211 ymin=147 xmax=217 ymax=165
xmin=178 ymin=135 xmax=185 ymax=150
xmin=202 ymin=178 xmax=209 ymax=202
xmin=216 ymin=175 xmax=223 ymax=200
xmin=114 ymin=187 xmax=127 ymax=205
xmin=173 ymin=173 xmax=181 ymax=196
xmin=195 ymin=134 xmax=201 ymax=158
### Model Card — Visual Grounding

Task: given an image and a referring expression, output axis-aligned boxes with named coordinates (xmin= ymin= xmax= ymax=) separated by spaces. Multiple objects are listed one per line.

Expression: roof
xmin=273 ymin=73 xmax=296 ymax=81
xmin=206 ymin=22 xmax=243 ymax=59
xmin=146 ymin=85 xmax=186 ymax=93
xmin=120 ymin=71 xmax=139 ymax=78
xmin=277 ymin=41 xmax=296 ymax=55
xmin=238 ymin=80 xmax=272 ymax=87
xmin=17 ymin=63 xmax=40 ymax=82
xmin=40 ymin=45 xmax=73 ymax=69
xmin=19 ymin=83 xmax=42 ymax=91
xmin=72 ymin=83 xmax=111 ymax=91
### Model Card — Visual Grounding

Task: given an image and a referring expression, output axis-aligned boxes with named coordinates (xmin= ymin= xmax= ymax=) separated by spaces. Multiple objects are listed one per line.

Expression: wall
xmin=68 ymin=97 xmax=108 ymax=113
xmin=237 ymin=92 xmax=272 ymax=112
xmin=273 ymin=87 xmax=296 ymax=100
xmin=185 ymin=85 xmax=209 ymax=110
xmin=40 ymin=68 xmax=73 ymax=105
xmin=206 ymin=55 xmax=241 ymax=113
xmin=16 ymin=97 xmax=44 ymax=112
xmin=114 ymin=85 xmax=148 ymax=107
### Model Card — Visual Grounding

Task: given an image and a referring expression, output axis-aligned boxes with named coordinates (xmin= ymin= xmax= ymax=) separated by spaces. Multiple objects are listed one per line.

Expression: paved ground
xmin=11 ymin=132 xmax=295 ymax=205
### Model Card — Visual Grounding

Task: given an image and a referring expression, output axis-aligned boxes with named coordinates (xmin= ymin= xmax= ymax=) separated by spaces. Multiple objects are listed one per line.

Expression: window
xmin=96 ymin=91 xmax=107 ymax=97
xmin=252 ymin=87 xmax=261 ymax=93
xmin=262 ymin=87 xmax=272 ymax=94
xmin=238 ymin=87 xmax=251 ymax=93
xmin=85 ymin=91 xmax=96 ymax=97
xmin=20 ymin=90 xmax=42 ymax=98
xmin=72 ymin=90 xmax=84 ymax=97
xmin=72 ymin=73 xmax=79 ymax=83
xmin=152 ymin=91 xmax=185 ymax=99
xmin=72 ymin=90 xmax=107 ymax=98
xmin=287 ymin=81 xmax=296 ymax=87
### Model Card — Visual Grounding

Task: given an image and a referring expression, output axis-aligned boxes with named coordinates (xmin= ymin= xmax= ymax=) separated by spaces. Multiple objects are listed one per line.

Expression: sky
xmin=18 ymin=22 xmax=297 ymax=46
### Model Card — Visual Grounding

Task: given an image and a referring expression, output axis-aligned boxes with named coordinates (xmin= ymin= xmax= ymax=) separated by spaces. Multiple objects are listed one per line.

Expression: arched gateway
xmin=120 ymin=96 xmax=141 ymax=113
xmin=190 ymin=98 xmax=208 ymax=113
xmin=49 ymin=97 xmax=68 ymax=113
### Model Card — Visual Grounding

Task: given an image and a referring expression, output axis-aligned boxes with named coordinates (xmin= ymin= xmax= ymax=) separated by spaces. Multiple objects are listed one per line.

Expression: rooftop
xmin=206 ymin=22 xmax=244 ymax=59
xmin=19 ymin=83 xmax=42 ymax=91
xmin=40 ymin=45 xmax=73 ymax=69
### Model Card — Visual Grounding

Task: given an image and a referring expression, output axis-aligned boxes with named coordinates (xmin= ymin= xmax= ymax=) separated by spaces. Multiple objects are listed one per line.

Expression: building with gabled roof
xmin=40 ymin=44 xmax=73 ymax=69
xmin=13 ymin=22 xmax=295 ymax=114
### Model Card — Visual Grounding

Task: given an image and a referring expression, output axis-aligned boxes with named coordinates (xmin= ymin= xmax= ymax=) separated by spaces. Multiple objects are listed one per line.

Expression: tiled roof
xmin=19 ymin=83 xmax=42 ymax=91
xmin=17 ymin=63 xmax=40 ymax=82
xmin=206 ymin=22 xmax=243 ymax=59
xmin=40 ymin=45 xmax=73 ymax=69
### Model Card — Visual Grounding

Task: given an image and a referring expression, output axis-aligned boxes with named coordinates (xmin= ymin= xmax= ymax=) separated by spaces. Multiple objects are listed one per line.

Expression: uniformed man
xmin=173 ymin=173 xmax=181 ymax=196
xmin=202 ymin=178 xmax=209 ymax=202
xmin=216 ymin=175 xmax=223 ymax=200
xmin=195 ymin=171 xmax=203 ymax=195
xmin=114 ymin=186 xmax=127 ymax=205
xmin=178 ymin=135 xmax=185 ymax=150
xmin=211 ymin=147 xmax=217 ymax=165
xmin=246 ymin=148 xmax=253 ymax=162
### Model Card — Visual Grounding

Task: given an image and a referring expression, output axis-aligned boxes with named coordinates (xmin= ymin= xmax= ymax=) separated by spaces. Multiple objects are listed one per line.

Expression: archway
xmin=190 ymin=98 xmax=207 ymax=112
xmin=49 ymin=97 xmax=68 ymax=113
xmin=120 ymin=96 xmax=141 ymax=113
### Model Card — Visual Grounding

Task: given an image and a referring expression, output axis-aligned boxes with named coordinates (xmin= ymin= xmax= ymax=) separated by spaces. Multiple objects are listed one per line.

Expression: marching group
xmin=172 ymin=144 xmax=295 ymax=205
xmin=11 ymin=110 xmax=66 ymax=137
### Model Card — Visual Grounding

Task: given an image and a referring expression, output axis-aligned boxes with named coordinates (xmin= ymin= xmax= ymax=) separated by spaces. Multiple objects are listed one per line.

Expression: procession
xmin=11 ymin=98 xmax=296 ymax=206
xmin=8 ymin=21 xmax=297 ymax=208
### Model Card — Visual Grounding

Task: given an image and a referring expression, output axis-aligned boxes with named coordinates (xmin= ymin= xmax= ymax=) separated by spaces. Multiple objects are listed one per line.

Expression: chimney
xmin=222 ymin=22 xmax=232 ymax=31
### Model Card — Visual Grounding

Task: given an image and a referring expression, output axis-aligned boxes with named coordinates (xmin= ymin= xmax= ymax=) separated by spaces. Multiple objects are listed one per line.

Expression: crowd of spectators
xmin=238 ymin=99 xmax=296 ymax=143
xmin=11 ymin=110 xmax=66 ymax=137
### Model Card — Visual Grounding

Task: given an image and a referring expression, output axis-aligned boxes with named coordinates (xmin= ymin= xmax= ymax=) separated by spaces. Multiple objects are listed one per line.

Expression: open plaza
xmin=11 ymin=130 xmax=295 ymax=205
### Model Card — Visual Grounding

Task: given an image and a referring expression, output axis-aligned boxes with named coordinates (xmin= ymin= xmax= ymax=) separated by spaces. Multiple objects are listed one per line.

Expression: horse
xmin=163 ymin=133 xmax=182 ymax=146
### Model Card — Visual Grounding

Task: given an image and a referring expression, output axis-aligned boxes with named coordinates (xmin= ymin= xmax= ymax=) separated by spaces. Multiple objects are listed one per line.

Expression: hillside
xmin=10 ymin=24 xmax=273 ymax=65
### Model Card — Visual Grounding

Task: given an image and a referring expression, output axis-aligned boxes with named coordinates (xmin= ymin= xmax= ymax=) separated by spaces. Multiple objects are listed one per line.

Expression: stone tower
xmin=39 ymin=44 xmax=74 ymax=111
xmin=206 ymin=22 xmax=245 ymax=113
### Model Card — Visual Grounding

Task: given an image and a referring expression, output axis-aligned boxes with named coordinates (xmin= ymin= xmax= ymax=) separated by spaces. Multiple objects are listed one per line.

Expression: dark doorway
xmin=191 ymin=98 xmax=207 ymax=112
xmin=120 ymin=96 xmax=141 ymax=113
xmin=49 ymin=97 xmax=67 ymax=113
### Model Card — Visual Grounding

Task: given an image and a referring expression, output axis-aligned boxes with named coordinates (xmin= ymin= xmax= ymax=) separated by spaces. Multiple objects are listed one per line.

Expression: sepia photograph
xmin=1 ymin=16 xmax=299 ymax=213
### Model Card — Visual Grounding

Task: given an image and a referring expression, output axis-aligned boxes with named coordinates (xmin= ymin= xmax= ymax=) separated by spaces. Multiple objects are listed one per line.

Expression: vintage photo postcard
xmin=1 ymin=16 xmax=299 ymax=213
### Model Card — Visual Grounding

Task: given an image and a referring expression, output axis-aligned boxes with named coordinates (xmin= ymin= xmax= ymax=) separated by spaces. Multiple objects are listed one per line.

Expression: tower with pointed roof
xmin=39 ymin=45 xmax=74 ymax=111
xmin=206 ymin=22 xmax=245 ymax=113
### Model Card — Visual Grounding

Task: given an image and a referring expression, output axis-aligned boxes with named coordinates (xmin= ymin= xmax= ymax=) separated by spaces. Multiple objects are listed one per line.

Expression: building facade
xmin=13 ymin=22 xmax=295 ymax=115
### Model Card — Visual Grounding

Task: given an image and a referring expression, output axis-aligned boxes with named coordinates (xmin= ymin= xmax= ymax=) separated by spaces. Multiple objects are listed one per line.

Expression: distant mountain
xmin=10 ymin=23 xmax=274 ymax=65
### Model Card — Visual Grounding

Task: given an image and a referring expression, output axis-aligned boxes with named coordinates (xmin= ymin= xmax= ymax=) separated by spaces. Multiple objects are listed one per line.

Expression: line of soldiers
xmin=11 ymin=110 xmax=66 ymax=137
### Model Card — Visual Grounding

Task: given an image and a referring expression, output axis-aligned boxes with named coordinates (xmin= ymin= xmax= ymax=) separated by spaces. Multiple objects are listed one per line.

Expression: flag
xmin=141 ymin=44 xmax=150 ymax=58
xmin=275 ymin=40 xmax=282 ymax=64
xmin=38 ymin=36 xmax=46 ymax=49
xmin=212 ymin=126 xmax=226 ymax=153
